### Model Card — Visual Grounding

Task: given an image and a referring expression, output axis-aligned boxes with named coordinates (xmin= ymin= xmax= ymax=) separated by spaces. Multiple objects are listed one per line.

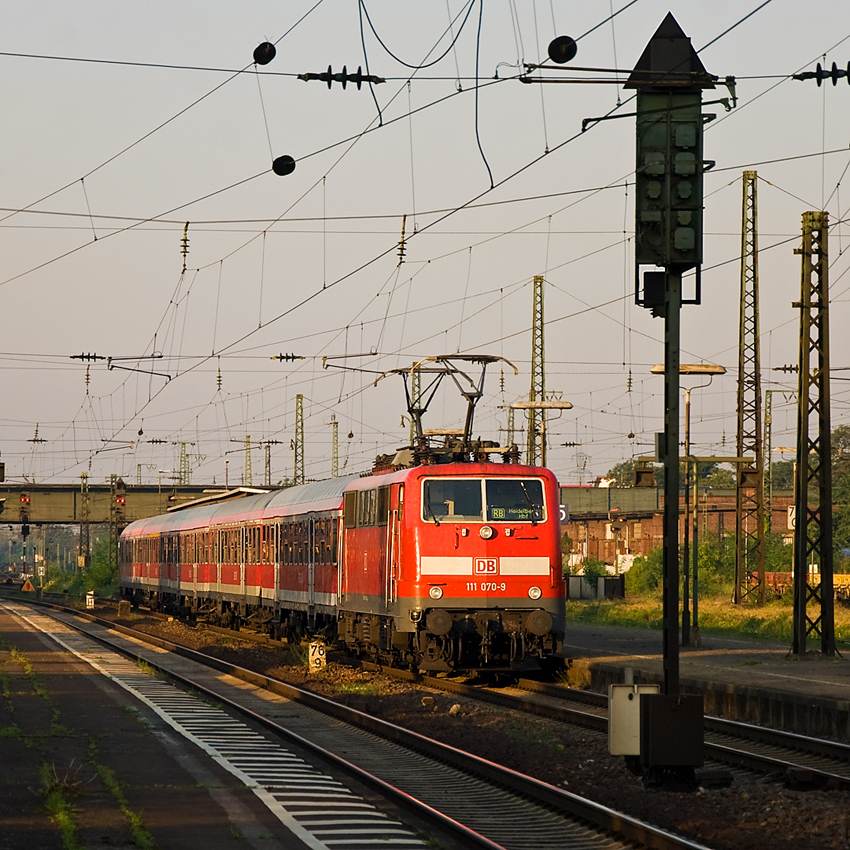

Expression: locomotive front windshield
xmin=422 ymin=478 xmax=545 ymax=523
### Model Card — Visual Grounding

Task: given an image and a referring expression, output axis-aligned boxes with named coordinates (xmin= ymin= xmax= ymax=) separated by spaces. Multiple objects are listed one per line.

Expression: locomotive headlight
xmin=429 ymin=586 xmax=443 ymax=599
xmin=479 ymin=525 xmax=495 ymax=540
xmin=528 ymin=586 xmax=542 ymax=600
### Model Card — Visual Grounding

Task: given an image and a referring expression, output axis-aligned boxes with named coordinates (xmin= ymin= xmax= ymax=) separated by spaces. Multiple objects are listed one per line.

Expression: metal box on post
xmin=609 ymin=684 xmax=660 ymax=756
xmin=640 ymin=693 xmax=704 ymax=767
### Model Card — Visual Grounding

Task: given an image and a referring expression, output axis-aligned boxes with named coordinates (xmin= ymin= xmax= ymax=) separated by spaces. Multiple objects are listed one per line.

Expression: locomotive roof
xmin=122 ymin=473 xmax=360 ymax=537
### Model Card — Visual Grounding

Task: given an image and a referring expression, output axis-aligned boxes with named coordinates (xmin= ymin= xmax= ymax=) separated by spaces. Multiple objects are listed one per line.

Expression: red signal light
xmin=20 ymin=494 xmax=29 ymax=504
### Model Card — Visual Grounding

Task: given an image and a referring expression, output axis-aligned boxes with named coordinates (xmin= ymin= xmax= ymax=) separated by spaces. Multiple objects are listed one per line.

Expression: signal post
xmin=627 ymin=14 xmax=718 ymax=786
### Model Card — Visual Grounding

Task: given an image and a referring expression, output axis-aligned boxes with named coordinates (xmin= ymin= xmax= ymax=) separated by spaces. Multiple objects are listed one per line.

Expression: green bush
xmin=43 ymin=537 xmax=118 ymax=599
xmin=625 ymin=547 xmax=664 ymax=596
xmin=580 ymin=557 xmax=608 ymax=588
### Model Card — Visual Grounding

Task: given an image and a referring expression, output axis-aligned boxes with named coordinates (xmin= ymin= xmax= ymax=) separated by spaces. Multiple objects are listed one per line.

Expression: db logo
xmin=474 ymin=557 xmax=499 ymax=575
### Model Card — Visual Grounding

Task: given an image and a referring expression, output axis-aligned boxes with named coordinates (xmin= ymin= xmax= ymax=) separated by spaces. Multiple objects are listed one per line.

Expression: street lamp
xmin=651 ymin=363 xmax=726 ymax=646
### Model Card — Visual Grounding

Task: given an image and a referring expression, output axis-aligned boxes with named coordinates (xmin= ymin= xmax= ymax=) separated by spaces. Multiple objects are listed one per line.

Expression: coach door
xmin=386 ymin=484 xmax=402 ymax=606
xmin=308 ymin=516 xmax=316 ymax=612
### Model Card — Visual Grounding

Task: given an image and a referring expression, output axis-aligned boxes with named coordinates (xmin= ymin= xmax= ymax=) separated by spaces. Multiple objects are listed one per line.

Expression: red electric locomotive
xmin=338 ymin=460 xmax=563 ymax=670
xmin=119 ymin=355 xmax=567 ymax=671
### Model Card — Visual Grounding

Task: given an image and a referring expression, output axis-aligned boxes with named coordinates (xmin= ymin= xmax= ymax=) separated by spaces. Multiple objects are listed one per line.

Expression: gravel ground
xmin=100 ymin=608 xmax=850 ymax=850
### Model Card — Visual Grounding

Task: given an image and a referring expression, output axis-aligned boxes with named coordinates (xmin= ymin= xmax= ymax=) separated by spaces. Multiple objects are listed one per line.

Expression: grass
xmin=39 ymin=761 xmax=86 ymax=850
xmin=9 ymin=647 xmax=49 ymax=701
xmin=88 ymin=738 xmax=158 ymax=850
xmin=135 ymin=657 xmax=156 ymax=676
xmin=337 ymin=683 xmax=384 ymax=695
xmin=565 ymin=593 xmax=850 ymax=648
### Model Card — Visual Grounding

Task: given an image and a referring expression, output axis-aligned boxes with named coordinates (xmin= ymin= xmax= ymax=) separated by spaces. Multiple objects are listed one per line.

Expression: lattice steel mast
xmin=294 ymin=394 xmax=305 ymax=485
xmin=734 ymin=171 xmax=766 ymax=604
xmin=243 ymin=436 xmax=253 ymax=486
xmin=174 ymin=441 xmax=194 ymax=485
xmin=792 ymin=211 xmax=835 ymax=656
xmin=328 ymin=416 xmax=339 ymax=478
xmin=78 ymin=472 xmax=90 ymax=572
xmin=527 ymin=274 xmax=545 ymax=466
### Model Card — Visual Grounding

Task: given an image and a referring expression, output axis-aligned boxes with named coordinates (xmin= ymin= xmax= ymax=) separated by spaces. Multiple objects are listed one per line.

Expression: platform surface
xmin=561 ymin=621 xmax=850 ymax=706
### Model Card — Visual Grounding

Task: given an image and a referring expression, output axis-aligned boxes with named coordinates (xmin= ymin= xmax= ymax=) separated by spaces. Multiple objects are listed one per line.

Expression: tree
xmin=769 ymin=460 xmax=794 ymax=490
xmin=697 ymin=463 xmax=735 ymax=490
xmin=606 ymin=459 xmax=660 ymax=487
xmin=833 ymin=425 xmax=850 ymax=562
xmin=605 ymin=459 xmax=638 ymax=487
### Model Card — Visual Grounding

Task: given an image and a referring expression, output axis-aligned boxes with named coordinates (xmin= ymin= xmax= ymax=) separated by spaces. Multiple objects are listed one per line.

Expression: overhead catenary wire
xmin=14 ymin=4 xmax=848 ymax=484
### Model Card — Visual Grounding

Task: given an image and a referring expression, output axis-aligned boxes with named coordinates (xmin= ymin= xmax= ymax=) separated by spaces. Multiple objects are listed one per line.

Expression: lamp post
xmin=651 ymin=363 xmax=726 ymax=646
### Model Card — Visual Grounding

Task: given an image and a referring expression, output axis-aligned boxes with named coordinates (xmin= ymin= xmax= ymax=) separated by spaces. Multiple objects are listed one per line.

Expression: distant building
xmin=559 ymin=486 xmax=793 ymax=568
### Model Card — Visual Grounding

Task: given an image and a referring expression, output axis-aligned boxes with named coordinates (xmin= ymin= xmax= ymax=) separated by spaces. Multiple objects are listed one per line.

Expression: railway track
xmin=23 ymin=592 xmax=850 ymax=790
xmin=2 ymin=596 xmax=712 ymax=850
xmin=384 ymin=666 xmax=850 ymax=790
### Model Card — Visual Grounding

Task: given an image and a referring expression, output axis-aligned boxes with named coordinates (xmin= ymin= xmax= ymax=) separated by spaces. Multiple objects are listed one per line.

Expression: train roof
xmin=121 ymin=463 xmax=559 ymax=538
xmin=122 ymin=473 xmax=360 ymax=537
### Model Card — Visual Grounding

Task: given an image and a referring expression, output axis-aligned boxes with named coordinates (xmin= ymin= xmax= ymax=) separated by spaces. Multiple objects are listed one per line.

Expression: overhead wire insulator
xmin=217 ymin=356 xmax=222 ymax=391
xmin=85 ymin=365 xmax=90 ymax=396
xmin=397 ymin=214 xmax=407 ymax=265
xmin=271 ymin=353 xmax=305 ymax=362
xmin=297 ymin=65 xmax=385 ymax=89
xmin=793 ymin=61 xmax=850 ymax=86
xmin=181 ymin=222 xmax=190 ymax=273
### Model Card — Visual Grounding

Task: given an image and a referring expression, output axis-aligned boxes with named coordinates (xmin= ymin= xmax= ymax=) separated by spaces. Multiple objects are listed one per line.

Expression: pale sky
xmin=2 ymin=1 xmax=849 ymax=487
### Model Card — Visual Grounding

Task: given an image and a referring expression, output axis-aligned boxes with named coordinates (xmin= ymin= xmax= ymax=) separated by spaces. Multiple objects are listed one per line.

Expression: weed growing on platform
xmin=39 ymin=761 xmax=86 ymax=850
xmin=88 ymin=738 xmax=157 ymax=850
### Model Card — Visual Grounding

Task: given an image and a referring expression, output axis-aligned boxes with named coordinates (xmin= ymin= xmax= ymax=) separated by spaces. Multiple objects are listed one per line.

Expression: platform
xmin=560 ymin=622 xmax=850 ymax=741
xmin=0 ymin=605 xmax=318 ymax=850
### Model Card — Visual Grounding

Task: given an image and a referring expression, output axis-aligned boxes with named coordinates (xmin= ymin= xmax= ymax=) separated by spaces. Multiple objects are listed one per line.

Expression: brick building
xmin=560 ymin=486 xmax=794 ymax=569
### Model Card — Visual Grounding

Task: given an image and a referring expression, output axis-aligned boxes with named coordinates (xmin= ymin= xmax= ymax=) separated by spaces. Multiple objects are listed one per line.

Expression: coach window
xmin=294 ymin=522 xmax=303 ymax=564
xmin=357 ymin=489 xmax=376 ymax=527
xmin=249 ymin=525 xmax=259 ymax=564
xmin=376 ymin=486 xmax=390 ymax=527
xmin=343 ymin=492 xmax=357 ymax=528
xmin=268 ymin=523 xmax=278 ymax=565
xmin=282 ymin=521 xmax=292 ymax=565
